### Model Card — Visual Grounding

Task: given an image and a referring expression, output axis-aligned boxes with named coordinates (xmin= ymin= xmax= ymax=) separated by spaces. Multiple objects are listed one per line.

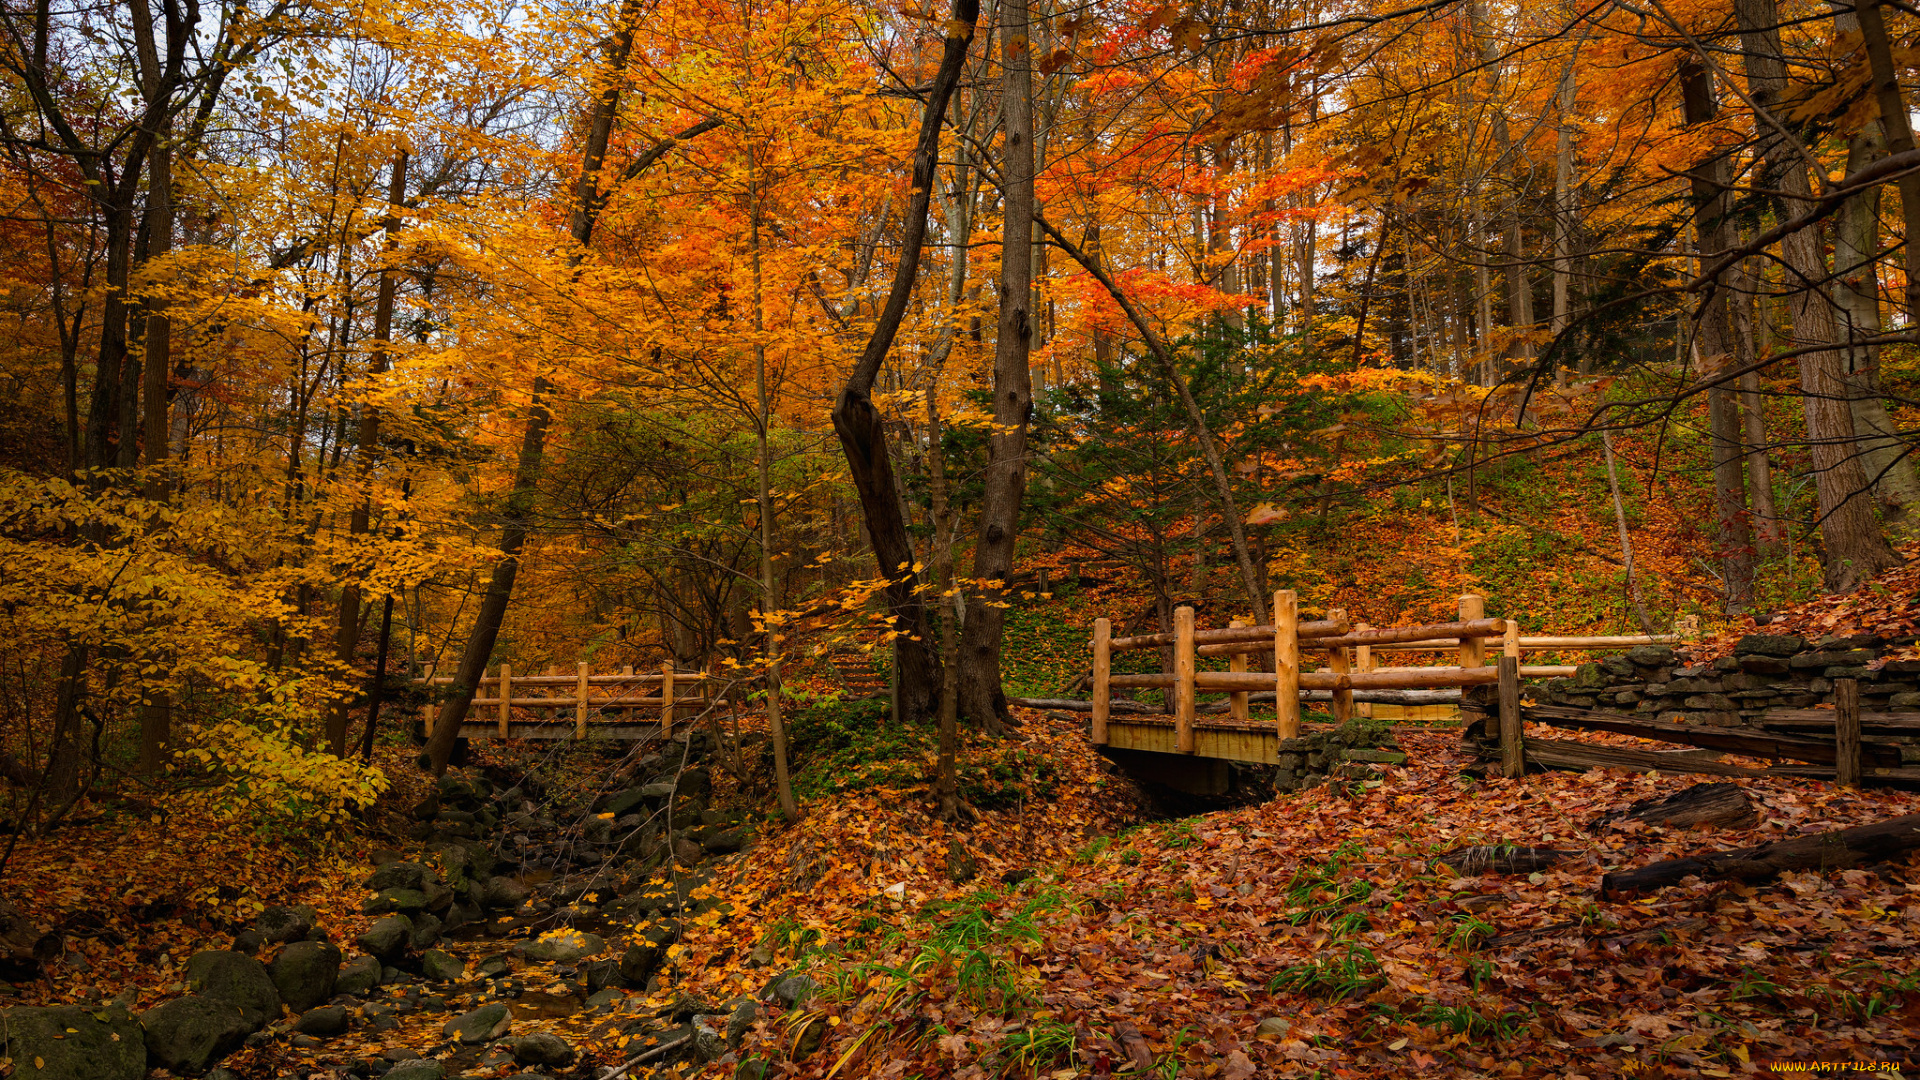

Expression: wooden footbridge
xmin=416 ymin=662 xmax=752 ymax=741
xmin=1090 ymin=590 xmax=1689 ymax=786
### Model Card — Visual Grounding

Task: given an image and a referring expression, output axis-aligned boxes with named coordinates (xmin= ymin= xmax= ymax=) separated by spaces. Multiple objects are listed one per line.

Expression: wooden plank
xmin=1109 ymin=673 xmax=1180 ymax=689
xmin=458 ymin=720 xmax=666 ymax=741
xmin=1194 ymin=667 xmax=1500 ymax=691
xmin=576 ymin=662 xmax=589 ymax=741
xmin=1758 ymin=709 xmax=1920 ymax=734
xmin=1512 ymin=737 xmax=1775 ymax=778
xmin=1458 ymin=595 xmax=1485 ymax=670
xmin=1836 ymin=679 xmax=1861 ymax=788
xmin=1115 ymin=617 xmax=1348 ymax=653
xmin=1328 ymin=608 xmax=1352 ymax=723
xmin=1355 ymin=629 xmax=1374 ymax=719
xmin=1305 ymin=619 xmax=1512 ymax=651
xmin=662 ymin=661 xmax=675 ymax=728
xmin=1104 ymin=719 xmax=1280 ymax=765
xmin=1371 ymin=634 xmax=1678 ymax=652
xmin=1275 ymin=589 xmax=1300 ymax=739
xmin=471 ymin=695 xmax=722 ymax=708
xmin=425 ymin=672 xmax=721 ymax=686
xmin=1227 ymin=620 xmax=1250 ymax=722
xmin=1499 ymin=654 xmax=1522 ymax=779
xmin=1174 ymin=606 xmax=1196 ymax=753
xmin=1092 ymin=618 xmax=1112 ymax=744
xmin=498 ymin=662 xmax=511 ymax=739
xmin=1522 ymin=704 xmax=1903 ymax=768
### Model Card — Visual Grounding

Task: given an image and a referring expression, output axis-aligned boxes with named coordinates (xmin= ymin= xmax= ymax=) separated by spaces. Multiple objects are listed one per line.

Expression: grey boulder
xmin=364 ymin=861 xmax=432 ymax=892
xmin=474 ymin=875 xmax=531 ymax=911
xmin=182 ymin=950 xmax=281 ymax=1028
xmin=141 ymin=994 xmax=253 ymax=1075
xmin=335 ymin=954 xmax=382 ymax=996
xmin=0 ymin=1003 xmax=145 ymax=1080
xmin=443 ymin=1001 xmax=512 ymax=1044
xmin=383 ymin=1062 xmax=447 ymax=1080
xmin=254 ymin=904 xmax=316 ymax=944
xmin=268 ymin=940 xmax=341 ymax=1012
xmin=293 ymin=1004 xmax=349 ymax=1036
xmin=506 ymin=1031 xmax=575 ymax=1066
xmin=421 ymin=948 xmax=466 ymax=982
xmin=358 ymin=914 xmax=413 ymax=961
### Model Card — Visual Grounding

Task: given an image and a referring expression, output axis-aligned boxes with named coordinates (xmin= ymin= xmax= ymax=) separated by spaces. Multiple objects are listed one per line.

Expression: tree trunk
xmin=1736 ymin=0 xmax=1899 ymax=593
xmin=330 ymin=153 xmax=407 ymax=757
xmin=750 ymin=157 xmax=799 ymax=820
xmin=829 ymin=0 xmax=978 ymax=723
xmin=426 ymin=0 xmax=652 ymax=773
xmin=957 ymin=0 xmax=1034 ymax=734
xmin=1599 ymin=812 xmax=1920 ymax=898
xmin=1601 ymin=430 xmax=1653 ymax=634
xmin=927 ymin=386 xmax=960 ymax=819
xmin=1680 ymin=63 xmax=1755 ymax=612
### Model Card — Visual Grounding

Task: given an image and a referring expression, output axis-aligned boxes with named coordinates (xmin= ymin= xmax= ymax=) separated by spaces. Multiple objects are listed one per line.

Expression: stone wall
xmin=1535 ymin=633 xmax=1920 ymax=730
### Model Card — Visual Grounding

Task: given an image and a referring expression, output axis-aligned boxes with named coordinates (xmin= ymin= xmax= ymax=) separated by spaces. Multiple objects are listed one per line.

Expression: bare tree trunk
xmin=1736 ymin=0 xmax=1900 ymax=592
xmin=1036 ymin=216 xmax=1268 ymax=616
xmin=957 ymin=0 xmax=1033 ymax=734
xmin=329 ymin=153 xmax=407 ymax=757
xmin=829 ymin=0 xmax=978 ymax=723
xmin=1729 ymin=252 xmax=1784 ymax=550
xmin=427 ymin=0 xmax=661 ymax=772
xmin=750 ymin=179 xmax=799 ymax=820
xmin=1680 ymin=64 xmax=1755 ymax=612
xmin=1602 ymin=431 xmax=1654 ymax=634
xmin=927 ymin=387 xmax=960 ymax=819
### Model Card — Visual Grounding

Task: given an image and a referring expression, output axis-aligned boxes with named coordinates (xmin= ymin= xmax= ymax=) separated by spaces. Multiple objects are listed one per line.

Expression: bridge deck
xmin=1103 ymin=716 xmax=1315 ymax=764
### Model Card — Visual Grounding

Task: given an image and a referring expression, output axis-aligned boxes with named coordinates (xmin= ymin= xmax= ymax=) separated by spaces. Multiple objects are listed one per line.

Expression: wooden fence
xmin=1089 ymin=591 xmax=1695 ymax=777
xmin=416 ymin=662 xmax=751 ymax=740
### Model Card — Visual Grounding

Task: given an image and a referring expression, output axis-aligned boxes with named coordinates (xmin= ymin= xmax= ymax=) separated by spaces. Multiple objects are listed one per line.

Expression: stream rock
xmin=335 ymin=954 xmax=382 ymax=996
xmin=141 ymin=994 xmax=254 ymax=1074
xmin=506 ymin=1031 xmax=575 ymax=1066
xmin=268 ymin=940 xmax=341 ymax=1012
xmin=254 ymin=904 xmax=317 ymax=945
xmin=358 ymin=915 xmax=413 ymax=961
xmin=0 ymin=1003 xmax=146 ymax=1080
xmin=182 ymin=950 xmax=281 ymax=1028
xmin=443 ymin=1001 xmax=512 ymax=1044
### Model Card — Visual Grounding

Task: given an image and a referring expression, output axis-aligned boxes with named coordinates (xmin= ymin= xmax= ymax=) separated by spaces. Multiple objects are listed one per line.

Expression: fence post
xmin=1498 ymin=654 xmax=1522 ymax=778
xmin=1836 ymin=678 xmax=1861 ymax=788
xmin=498 ymin=662 xmax=511 ymax=739
xmin=1355 ymin=626 xmax=1374 ymax=718
xmin=576 ymin=662 xmax=590 ymax=741
xmin=421 ymin=664 xmax=436 ymax=739
xmin=1328 ymin=607 xmax=1352 ymax=723
xmin=1274 ymin=590 xmax=1299 ymax=739
xmin=1175 ymin=605 xmax=1196 ymax=753
xmin=1228 ymin=620 xmax=1250 ymax=721
xmin=1457 ymin=595 xmax=1485 ymax=672
xmin=661 ymin=661 xmax=676 ymax=730
xmin=1092 ymin=618 xmax=1111 ymax=745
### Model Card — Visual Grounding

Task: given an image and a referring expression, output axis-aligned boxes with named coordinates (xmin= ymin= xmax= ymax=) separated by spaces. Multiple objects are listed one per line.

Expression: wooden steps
xmin=829 ymin=652 xmax=888 ymax=700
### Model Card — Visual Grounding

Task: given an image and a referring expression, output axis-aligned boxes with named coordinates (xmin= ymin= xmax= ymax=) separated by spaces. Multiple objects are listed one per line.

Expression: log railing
xmin=1089 ymin=593 xmax=1700 ymax=779
xmin=414 ymin=662 xmax=751 ymax=740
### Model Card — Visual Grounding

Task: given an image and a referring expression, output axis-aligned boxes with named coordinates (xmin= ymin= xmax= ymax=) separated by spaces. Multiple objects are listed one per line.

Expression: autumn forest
xmin=3 ymin=0 xmax=1920 ymax=1075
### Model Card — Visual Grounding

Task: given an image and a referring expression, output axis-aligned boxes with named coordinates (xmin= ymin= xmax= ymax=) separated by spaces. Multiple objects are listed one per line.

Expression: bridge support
xmin=1102 ymin=747 xmax=1232 ymax=796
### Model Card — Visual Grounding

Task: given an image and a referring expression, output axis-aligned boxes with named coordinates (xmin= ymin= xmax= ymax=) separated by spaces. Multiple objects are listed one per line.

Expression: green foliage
xmin=1269 ymin=941 xmax=1384 ymax=1001
xmin=174 ymin=718 xmax=388 ymax=835
xmin=784 ymin=696 xmax=1058 ymax=807
xmin=911 ymin=885 xmax=1069 ymax=1011
xmin=997 ymin=1020 xmax=1078 ymax=1077
xmin=1417 ymin=1003 xmax=1533 ymax=1041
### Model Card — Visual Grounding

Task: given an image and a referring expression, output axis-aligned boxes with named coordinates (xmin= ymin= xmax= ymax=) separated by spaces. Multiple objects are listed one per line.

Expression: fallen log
xmin=1521 ymin=704 xmax=1903 ymax=768
xmin=1439 ymin=845 xmax=1576 ymax=874
xmin=1598 ymin=812 xmax=1920 ymax=899
xmin=1492 ymin=736 xmax=1775 ymax=778
xmin=1009 ymin=697 xmax=1156 ymax=715
xmin=1593 ymin=782 xmax=1759 ymax=830
xmin=1757 ymin=708 xmax=1920 ymax=735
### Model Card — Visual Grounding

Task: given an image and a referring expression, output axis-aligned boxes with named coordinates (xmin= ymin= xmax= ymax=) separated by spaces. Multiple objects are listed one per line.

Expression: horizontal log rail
xmin=413 ymin=660 xmax=752 ymax=742
xmin=1109 ymin=618 xmax=1347 ymax=652
xmin=1087 ymin=597 xmax=1702 ymax=772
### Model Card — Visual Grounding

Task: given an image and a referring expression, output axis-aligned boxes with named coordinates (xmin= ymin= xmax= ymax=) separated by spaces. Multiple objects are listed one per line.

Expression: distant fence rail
xmin=414 ymin=662 xmax=754 ymax=741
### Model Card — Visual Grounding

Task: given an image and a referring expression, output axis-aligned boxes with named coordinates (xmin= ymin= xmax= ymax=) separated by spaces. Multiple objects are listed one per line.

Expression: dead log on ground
xmin=1599 ymin=812 xmax=1920 ymax=899
xmin=1593 ymin=782 xmax=1759 ymax=830
xmin=1439 ymin=845 xmax=1577 ymax=875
